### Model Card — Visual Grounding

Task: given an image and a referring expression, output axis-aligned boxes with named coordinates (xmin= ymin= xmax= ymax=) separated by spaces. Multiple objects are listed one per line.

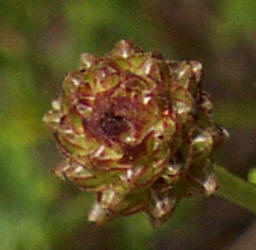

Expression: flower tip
xmin=203 ymin=174 xmax=218 ymax=195
xmin=88 ymin=202 xmax=109 ymax=224
xmin=189 ymin=60 xmax=203 ymax=81
xmin=111 ymin=39 xmax=141 ymax=58
xmin=80 ymin=53 xmax=96 ymax=69
xmin=52 ymin=161 xmax=70 ymax=180
xmin=214 ymin=125 xmax=230 ymax=146
xmin=221 ymin=127 xmax=230 ymax=139
xmin=42 ymin=110 xmax=61 ymax=129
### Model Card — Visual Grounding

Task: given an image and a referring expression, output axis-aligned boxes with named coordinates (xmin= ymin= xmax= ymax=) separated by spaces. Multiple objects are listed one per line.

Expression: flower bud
xmin=44 ymin=40 xmax=228 ymax=226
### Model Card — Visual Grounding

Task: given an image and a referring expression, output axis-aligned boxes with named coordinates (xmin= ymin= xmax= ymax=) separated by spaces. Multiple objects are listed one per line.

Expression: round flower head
xmin=43 ymin=40 xmax=228 ymax=227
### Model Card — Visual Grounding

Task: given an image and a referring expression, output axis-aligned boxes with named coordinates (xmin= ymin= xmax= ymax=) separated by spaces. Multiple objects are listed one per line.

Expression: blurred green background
xmin=1 ymin=1 xmax=256 ymax=249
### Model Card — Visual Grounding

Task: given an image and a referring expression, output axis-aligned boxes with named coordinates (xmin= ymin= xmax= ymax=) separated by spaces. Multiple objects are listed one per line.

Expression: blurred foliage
xmin=0 ymin=1 xmax=256 ymax=249
xmin=248 ymin=168 xmax=256 ymax=185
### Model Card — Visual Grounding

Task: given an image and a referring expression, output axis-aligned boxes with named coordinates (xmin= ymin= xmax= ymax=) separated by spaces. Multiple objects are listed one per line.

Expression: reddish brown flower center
xmin=100 ymin=112 xmax=129 ymax=139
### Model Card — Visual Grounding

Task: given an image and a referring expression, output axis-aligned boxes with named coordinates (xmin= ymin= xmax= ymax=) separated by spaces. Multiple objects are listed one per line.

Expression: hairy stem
xmin=214 ymin=164 xmax=256 ymax=213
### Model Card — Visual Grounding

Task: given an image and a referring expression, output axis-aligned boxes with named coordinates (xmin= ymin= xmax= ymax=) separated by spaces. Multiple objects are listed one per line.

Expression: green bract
xmin=43 ymin=40 xmax=228 ymax=227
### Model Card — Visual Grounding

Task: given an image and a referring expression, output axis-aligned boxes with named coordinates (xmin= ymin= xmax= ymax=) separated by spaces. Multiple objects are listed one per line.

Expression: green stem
xmin=213 ymin=164 xmax=256 ymax=213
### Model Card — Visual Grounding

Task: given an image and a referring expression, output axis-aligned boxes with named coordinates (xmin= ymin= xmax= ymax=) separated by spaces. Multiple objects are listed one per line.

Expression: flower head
xmin=44 ymin=40 xmax=228 ymax=226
